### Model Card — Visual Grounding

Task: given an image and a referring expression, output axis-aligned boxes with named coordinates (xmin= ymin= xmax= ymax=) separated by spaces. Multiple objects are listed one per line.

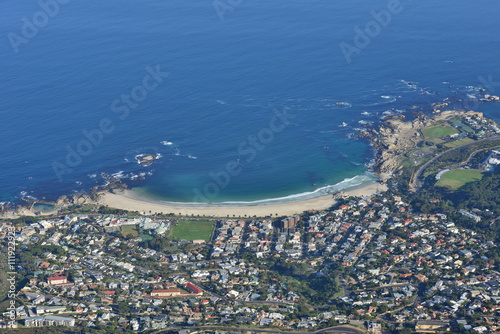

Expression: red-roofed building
xmin=48 ymin=276 xmax=68 ymax=286
xmin=39 ymin=262 xmax=50 ymax=269
xmin=184 ymin=282 xmax=203 ymax=295
xmin=151 ymin=289 xmax=181 ymax=297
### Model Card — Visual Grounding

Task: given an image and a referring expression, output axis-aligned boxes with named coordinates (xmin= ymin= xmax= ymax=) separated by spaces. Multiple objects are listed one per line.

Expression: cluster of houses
xmin=1 ymin=190 xmax=500 ymax=332
xmin=460 ymin=112 xmax=500 ymax=138
xmin=480 ymin=150 xmax=500 ymax=171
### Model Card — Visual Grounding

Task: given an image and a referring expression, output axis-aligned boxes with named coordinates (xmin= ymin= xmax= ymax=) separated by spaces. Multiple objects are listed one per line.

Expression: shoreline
xmin=97 ymin=181 xmax=387 ymax=217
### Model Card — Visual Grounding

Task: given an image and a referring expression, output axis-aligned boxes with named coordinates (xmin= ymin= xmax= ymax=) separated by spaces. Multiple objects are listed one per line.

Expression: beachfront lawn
xmin=121 ymin=224 xmax=139 ymax=238
xmin=423 ymin=125 xmax=459 ymax=138
xmin=170 ymin=220 xmax=215 ymax=242
xmin=436 ymin=169 xmax=483 ymax=190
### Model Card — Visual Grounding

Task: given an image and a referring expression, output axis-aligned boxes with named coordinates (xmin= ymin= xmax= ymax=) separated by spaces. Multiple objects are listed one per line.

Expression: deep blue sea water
xmin=1 ymin=0 xmax=499 ymax=204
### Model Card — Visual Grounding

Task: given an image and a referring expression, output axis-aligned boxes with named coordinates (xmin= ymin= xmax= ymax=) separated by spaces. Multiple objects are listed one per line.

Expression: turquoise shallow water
xmin=0 ymin=0 xmax=499 ymax=204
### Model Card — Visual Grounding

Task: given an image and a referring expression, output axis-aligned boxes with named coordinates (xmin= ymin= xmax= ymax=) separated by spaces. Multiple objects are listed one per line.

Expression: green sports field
xmin=436 ymin=169 xmax=483 ymax=190
xmin=170 ymin=221 xmax=215 ymax=242
xmin=423 ymin=125 xmax=459 ymax=138
xmin=121 ymin=224 xmax=139 ymax=237
xmin=444 ymin=137 xmax=474 ymax=148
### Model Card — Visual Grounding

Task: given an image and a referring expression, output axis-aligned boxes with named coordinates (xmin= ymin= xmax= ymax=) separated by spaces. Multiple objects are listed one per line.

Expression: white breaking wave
xmin=149 ymin=173 xmax=377 ymax=206
xmin=207 ymin=174 xmax=375 ymax=205
xmin=111 ymin=171 xmax=125 ymax=178
xmin=380 ymin=95 xmax=397 ymax=103
xmin=383 ymin=110 xmax=395 ymax=116
xmin=161 ymin=141 xmax=174 ymax=146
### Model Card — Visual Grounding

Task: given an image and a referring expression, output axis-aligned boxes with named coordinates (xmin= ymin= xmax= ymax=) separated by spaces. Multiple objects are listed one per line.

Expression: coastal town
xmin=1 ymin=108 xmax=500 ymax=334
xmin=2 ymin=190 xmax=500 ymax=333
xmin=4 ymin=0 xmax=500 ymax=333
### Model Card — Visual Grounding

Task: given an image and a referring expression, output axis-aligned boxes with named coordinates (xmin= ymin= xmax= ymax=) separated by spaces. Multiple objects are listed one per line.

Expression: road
xmin=153 ymin=325 xmax=366 ymax=334
xmin=410 ymin=136 xmax=500 ymax=190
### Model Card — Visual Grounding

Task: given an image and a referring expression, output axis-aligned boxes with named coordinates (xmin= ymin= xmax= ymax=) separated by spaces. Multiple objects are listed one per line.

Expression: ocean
xmin=1 ymin=0 xmax=499 ymax=204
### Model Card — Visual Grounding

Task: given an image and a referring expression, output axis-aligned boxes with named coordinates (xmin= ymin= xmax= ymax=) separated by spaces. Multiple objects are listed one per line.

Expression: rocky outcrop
xmin=360 ymin=112 xmax=459 ymax=183
xmin=136 ymin=153 xmax=159 ymax=166
xmin=483 ymin=94 xmax=500 ymax=102
xmin=361 ymin=109 xmax=492 ymax=183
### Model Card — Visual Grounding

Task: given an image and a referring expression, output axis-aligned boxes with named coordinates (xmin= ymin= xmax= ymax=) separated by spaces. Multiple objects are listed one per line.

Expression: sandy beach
xmin=98 ymin=182 xmax=387 ymax=217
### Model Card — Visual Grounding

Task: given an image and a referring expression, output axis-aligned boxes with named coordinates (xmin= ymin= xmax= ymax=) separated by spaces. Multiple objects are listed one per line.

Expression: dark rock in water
xmin=136 ymin=154 xmax=159 ymax=167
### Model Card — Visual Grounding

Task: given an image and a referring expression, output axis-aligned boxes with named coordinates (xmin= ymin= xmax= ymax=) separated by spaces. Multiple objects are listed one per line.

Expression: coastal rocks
xmin=56 ymin=195 xmax=70 ymax=206
xmin=484 ymin=94 xmax=500 ymax=102
xmin=361 ymin=114 xmax=430 ymax=183
xmin=72 ymin=193 xmax=93 ymax=205
xmin=135 ymin=153 xmax=160 ymax=167
xmin=432 ymin=101 xmax=449 ymax=112
xmin=362 ymin=109 xmax=492 ymax=185
xmin=0 ymin=202 xmax=10 ymax=215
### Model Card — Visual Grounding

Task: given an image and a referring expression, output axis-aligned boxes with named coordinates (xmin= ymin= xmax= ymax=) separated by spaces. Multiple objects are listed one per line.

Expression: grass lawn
xmin=333 ymin=276 xmax=344 ymax=298
xmin=170 ymin=221 xmax=215 ymax=242
xmin=121 ymin=224 xmax=139 ymax=237
xmin=444 ymin=137 xmax=475 ymax=148
xmin=140 ymin=229 xmax=154 ymax=243
xmin=423 ymin=125 xmax=459 ymax=138
xmin=436 ymin=169 xmax=483 ymax=190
